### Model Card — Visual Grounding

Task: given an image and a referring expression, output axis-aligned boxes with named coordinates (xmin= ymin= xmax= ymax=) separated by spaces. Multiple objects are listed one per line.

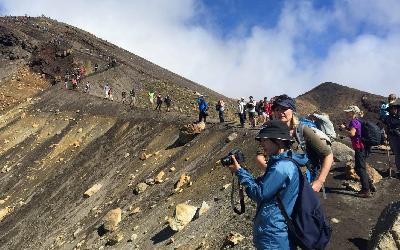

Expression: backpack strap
xmin=295 ymin=124 xmax=307 ymax=152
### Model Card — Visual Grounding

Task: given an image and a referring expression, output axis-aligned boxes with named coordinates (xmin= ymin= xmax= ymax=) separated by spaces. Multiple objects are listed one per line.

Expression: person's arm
xmin=303 ymin=127 xmax=334 ymax=192
xmin=228 ymin=157 xmax=288 ymax=203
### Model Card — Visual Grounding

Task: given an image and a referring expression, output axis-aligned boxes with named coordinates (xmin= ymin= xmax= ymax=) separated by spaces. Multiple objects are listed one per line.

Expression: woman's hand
xmin=311 ymin=179 xmax=324 ymax=192
xmin=227 ymin=155 xmax=241 ymax=173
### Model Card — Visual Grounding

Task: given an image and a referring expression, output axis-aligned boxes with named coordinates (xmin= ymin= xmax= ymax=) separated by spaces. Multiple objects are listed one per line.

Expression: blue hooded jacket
xmin=235 ymin=151 xmax=308 ymax=250
xmin=197 ymin=97 xmax=208 ymax=112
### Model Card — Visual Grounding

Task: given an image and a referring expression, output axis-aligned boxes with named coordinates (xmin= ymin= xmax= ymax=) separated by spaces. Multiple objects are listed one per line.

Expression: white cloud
xmin=1 ymin=0 xmax=399 ymax=99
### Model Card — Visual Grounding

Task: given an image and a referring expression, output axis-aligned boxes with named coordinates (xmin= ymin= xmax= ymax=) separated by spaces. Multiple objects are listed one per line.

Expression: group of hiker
xmin=222 ymin=92 xmax=400 ymax=249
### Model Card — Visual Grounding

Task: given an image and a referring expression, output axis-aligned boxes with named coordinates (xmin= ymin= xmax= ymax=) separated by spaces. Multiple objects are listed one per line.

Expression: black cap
xmin=255 ymin=120 xmax=294 ymax=141
xmin=271 ymin=94 xmax=297 ymax=112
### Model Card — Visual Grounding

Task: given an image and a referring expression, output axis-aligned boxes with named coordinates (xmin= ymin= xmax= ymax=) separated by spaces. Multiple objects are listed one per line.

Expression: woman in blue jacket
xmin=228 ymin=120 xmax=308 ymax=250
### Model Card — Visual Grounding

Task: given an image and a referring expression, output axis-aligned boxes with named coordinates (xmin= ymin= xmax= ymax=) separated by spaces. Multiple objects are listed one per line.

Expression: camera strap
xmin=231 ymin=173 xmax=245 ymax=215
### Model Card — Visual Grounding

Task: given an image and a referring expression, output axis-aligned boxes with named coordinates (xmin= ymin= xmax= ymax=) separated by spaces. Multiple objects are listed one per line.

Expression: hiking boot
xmin=369 ymin=181 xmax=377 ymax=192
xmin=357 ymin=189 xmax=371 ymax=198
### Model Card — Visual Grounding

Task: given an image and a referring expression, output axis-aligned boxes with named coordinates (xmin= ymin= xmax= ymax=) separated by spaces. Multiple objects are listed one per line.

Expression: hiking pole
xmin=321 ymin=184 xmax=327 ymax=200
xmin=386 ymin=141 xmax=392 ymax=178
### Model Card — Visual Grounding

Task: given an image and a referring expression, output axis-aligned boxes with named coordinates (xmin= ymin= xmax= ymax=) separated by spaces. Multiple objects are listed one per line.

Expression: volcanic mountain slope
xmin=296 ymin=82 xmax=384 ymax=124
xmin=0 ymin=16 xmax=399 ymax=250
xmin=0 ymin=16 xmax=236 ymax=119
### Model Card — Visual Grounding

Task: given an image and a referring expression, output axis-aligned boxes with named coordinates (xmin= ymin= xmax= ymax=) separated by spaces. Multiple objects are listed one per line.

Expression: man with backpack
xmin=197 ymin=95 xmax=208 ymax=123
xmin=164 ymin=95 xmax=172 ymax=112
xmin=380 ymin=94 xmax=396 ymax=121
xmin=227 ymin=120 xmax=331 ymax=250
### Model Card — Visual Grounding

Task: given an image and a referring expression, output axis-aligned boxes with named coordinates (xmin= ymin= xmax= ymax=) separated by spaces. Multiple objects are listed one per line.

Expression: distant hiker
xmin=129 ymin=88 xmax=136 ymax=107
xmin=84 ymin=81 xmax=90 ymax=93
xmin=121 ymin=91 xmax=127 ymax=104
xmin=148 ymin=91 xmax=155 ymax=108
xmin=267 ymin=94 xmax=334 ymax=193
xmin=104 ymin=83 xmax=110 ymax=99
xmin=247 ymin=96 xmax=257 ymax=127
xmin=216 ymin=100 xmax=225 ymax=123
xmin=226 ymin=120 xmax=309 ymax=250
xmin=79 ymin=66 xmax=86 ymax=76
xmin=164 ymin=95 xmax=172 ymax=112
xmin=237 ymin=98 xmax=245 ymax=127
xmin=94 ymin=63 xmax=98 ymax=72
xmin=108 ymin=87 xmax=113 ymax=101
xmin=384 ymin=99 xmax=400 ymax=178
xmin=71 ymin=78 xmax=78 ymax=90
xmin=155 ymin=94 xmax=163 ymax=112
xmin=380 ymin=94 xmax=397 ymax=121
xmin=197 ymin=95 xmax=208 ymax=123
xmin=340 ymin=105 xmax=375 ymax=198
xmin=263 ymin=97 xmax=272 ymax=122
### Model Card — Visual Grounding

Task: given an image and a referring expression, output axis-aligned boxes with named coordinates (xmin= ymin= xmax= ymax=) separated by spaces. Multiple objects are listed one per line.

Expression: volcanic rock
xmin=224 ymin=232 xmax=245 ymax=246
xmin=331 ymin=141 xmax=354 ymax=162
xmin=83 ymin=183 xmax=102 ymax=198
xmin=134 ymin=183 xmax=148 ymax=194
xmin=174 ymin=174 xmax=191 ymax=191
xmin=369 ymin=201 xmax=400 ymax=249
xmin=154 ymin=171 xmax=165 ymax=183
xmin=103 ymin=208 xmax=122 ymax=232
xmin=168 ymin=203 xmax=198 ymax=231
xmin=226 ymin=132 xmax=238 ymax=143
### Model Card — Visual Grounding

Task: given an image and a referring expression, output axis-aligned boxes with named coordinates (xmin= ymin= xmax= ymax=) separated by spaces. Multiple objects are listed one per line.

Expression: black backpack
xmin=360 ymin=120 xmax=384 ymax=146
xmin=277 ymin=157 xmax=332 ymax=250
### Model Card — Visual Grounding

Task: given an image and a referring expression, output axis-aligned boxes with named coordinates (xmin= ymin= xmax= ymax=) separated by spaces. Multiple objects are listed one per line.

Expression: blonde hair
xmin=289 ymin=113 xmax=300 ymax=130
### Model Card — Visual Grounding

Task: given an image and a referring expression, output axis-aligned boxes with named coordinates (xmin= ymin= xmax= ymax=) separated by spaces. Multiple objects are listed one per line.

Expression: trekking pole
xmin=386 ymin=141 xmax=392 ymax=178
xmin=321 ymin=184 xmax=327 ymax=199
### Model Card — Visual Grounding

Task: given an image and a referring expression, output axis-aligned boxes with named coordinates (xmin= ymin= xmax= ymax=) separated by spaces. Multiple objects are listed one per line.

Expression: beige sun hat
xmin=344 ymin=105 xmax=361 ymax=113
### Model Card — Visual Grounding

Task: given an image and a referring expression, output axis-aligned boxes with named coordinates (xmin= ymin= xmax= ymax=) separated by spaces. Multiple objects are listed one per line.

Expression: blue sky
xmin=1 ymin=0 xmax=399 ymax=98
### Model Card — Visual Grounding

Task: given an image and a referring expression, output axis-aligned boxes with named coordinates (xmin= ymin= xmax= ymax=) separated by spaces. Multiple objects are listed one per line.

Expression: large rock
xmin=168 ymin=203 xmax=198 ymax=231
xmin=154 ymin=171 xmax=165 ymax=183
xmin=224 ymin=232 xmax=245 ymax=246
xmin=369 ymin=201 xmax=400 ymax=250
xmin=345 ymin=161 xmax=382 ymax=184
xmin=0 ymin=207 xmax=12 ymax=221
xmin=134 ymin=182 xmax=149 ymax=194
xmin=331 ymin=141 xmax=354 ymax=162
xmin=226 ymin=133 xmax=238 ymax=143
xmin=178 ymin=123 xmax=205 ymax=145
xmin=103 ymin=208 xmax=122 ymax=232
xmin=83 ymin=183 xmax=102 ymax=198
xmin=174 ymin=174 xmax=191 ymax=191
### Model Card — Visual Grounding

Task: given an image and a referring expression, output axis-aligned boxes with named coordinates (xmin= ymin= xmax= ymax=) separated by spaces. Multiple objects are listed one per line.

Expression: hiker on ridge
xmin=247 ymin=96 xmax=257 ymax=128
xmin=216 ymin=100 xmax=225 ymax=123
xmin=155 ymin=94 xmax=163 ymax=112
xmin=226 ymin=120 xmax=308 ymax=249
xmin=384 ymin=99 xmax=400 ymax=178
xmin=237 ymin=98 xmax=245 ymax=128
xmin=259 ymin=94 xmax=334 ymax=193
xmin=129 ymin=88 xmax=136 ymax=107
xmin=164 ymin=95 xmax=172 ymax=112
xmin=148 ymin=91 xmax=155 ymax=108
xmin=197 ymin=95 xmax=208 ymax=123
xmin=340 ymin=105 xmax=376 ymax=198
xmin=104 ymin=83 xmax=110 ymax=99
xmin=380 ymin=94 xmax=397 ymax=121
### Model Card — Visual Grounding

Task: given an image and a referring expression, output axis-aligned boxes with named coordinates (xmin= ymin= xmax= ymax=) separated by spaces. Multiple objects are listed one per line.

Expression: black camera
xmin=220 ymin=149 xmax=245 ymax=167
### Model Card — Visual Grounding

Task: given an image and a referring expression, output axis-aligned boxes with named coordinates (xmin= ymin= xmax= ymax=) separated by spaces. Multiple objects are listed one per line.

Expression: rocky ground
xmin=0 ymin=16 xmax=399 ymax=250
